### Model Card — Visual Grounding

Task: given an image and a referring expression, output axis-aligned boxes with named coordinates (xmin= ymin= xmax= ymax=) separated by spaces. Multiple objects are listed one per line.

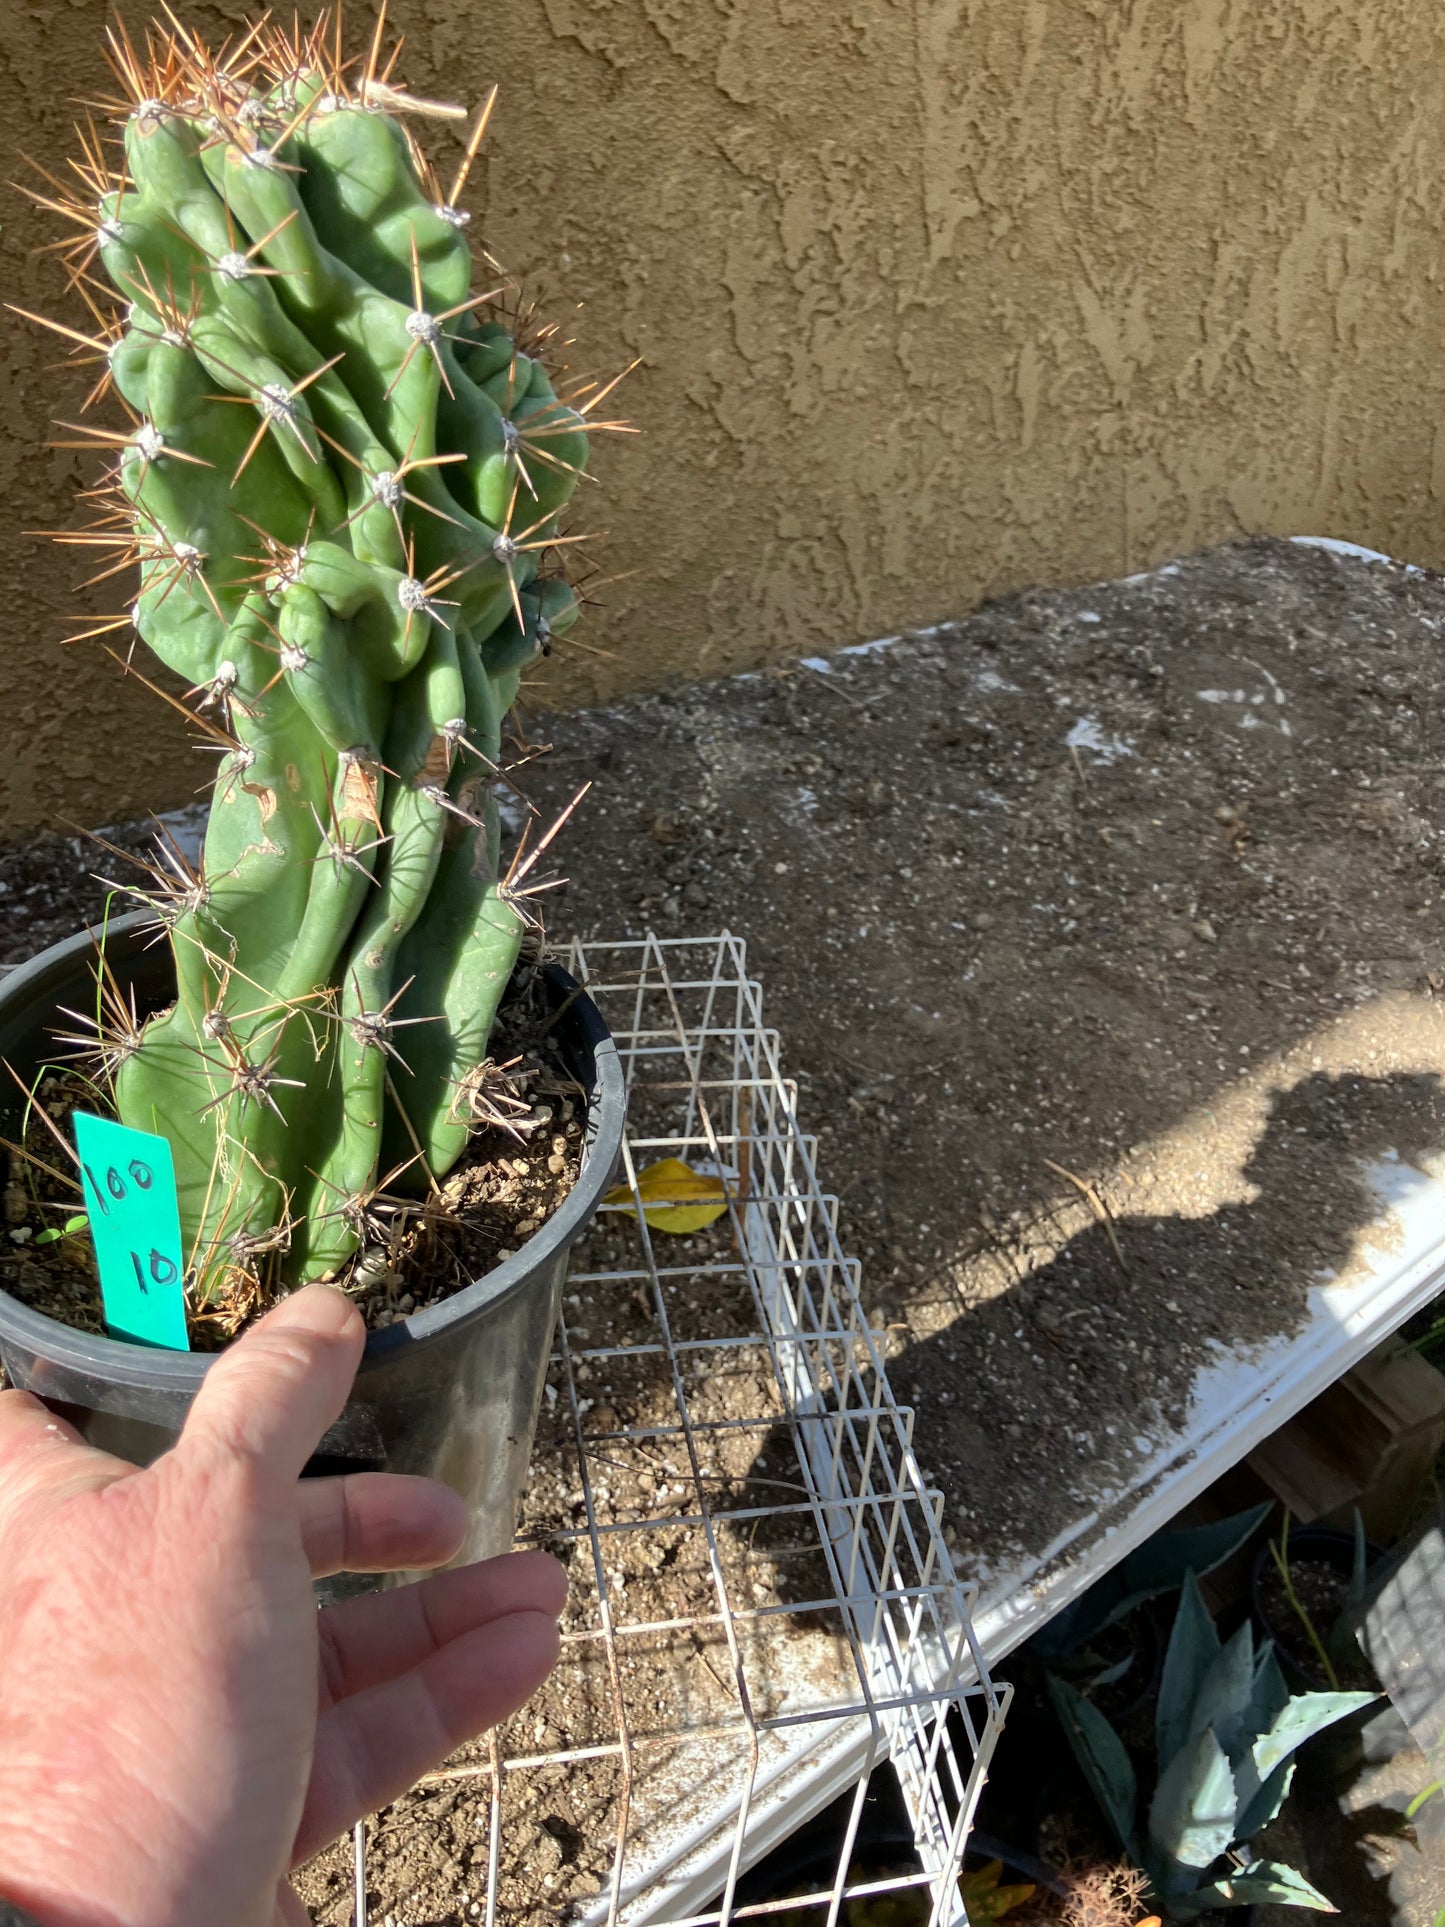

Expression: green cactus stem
xmin=18 ymin=11 xmax=621 ymax=1305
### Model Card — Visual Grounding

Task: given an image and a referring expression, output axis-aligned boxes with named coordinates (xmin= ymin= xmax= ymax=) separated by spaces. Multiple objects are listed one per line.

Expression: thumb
xmin=181 ymin=1284 xmax=366 ymax=1482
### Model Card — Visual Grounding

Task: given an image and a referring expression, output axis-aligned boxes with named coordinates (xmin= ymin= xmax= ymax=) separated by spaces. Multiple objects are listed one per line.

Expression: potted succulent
xmin=0 ymin=10 xmax=627 ymax=1567
xmin=1031 ymin=1507 xmax=1271 ymax=1724
xmin=995 ymin=1507 xmax=1272 ymax=1865
xmin=1048 ymin=1574 xmax=1376 ymax=1916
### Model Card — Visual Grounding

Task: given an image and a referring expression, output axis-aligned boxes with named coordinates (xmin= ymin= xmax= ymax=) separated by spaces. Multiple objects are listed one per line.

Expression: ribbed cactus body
xmin=52 ymin=27 xmax=592 ymax=1299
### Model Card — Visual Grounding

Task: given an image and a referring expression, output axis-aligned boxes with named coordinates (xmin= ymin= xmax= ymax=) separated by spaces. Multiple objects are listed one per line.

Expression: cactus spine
xmin=22 ymin=13 xmax=619 ymax=1303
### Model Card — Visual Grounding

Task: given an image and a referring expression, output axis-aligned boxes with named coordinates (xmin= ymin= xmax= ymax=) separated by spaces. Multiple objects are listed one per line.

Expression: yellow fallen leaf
xmin=603 ymin=1157 xmax=729 ymax=1235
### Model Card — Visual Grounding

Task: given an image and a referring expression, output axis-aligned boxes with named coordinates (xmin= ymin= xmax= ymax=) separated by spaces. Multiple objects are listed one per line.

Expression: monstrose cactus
xmin=20 ymin=13 xmax=619 ymax=1303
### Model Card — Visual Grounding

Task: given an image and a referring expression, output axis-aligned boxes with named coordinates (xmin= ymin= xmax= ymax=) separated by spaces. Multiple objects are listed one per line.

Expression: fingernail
xmin=281 ymin=1284 xmax=361 ymax=1338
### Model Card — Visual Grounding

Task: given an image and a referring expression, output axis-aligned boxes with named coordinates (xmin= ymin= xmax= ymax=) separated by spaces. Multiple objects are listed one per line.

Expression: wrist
xmin=0 ymin=1762 xmax=133 ymax=1927
xmin=0 ymin=1888 xmax=84 ymax=1927
xmin=0 ymin=1870 xmax=118 ymax=1927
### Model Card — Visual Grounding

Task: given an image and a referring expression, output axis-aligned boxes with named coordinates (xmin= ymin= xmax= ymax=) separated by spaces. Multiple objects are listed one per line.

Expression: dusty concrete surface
xmin=5 ymin=2 xmax=1445 ymax=837
xmin=522 ymin=533 xmax=1445 ymax=1574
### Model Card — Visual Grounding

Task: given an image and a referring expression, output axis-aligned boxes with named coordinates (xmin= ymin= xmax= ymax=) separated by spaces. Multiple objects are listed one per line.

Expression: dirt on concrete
xmin=520 ymin=533 xmax=1445 ymax=1581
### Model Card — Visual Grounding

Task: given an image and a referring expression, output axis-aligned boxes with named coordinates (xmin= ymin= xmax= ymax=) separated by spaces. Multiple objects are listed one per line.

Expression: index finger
xmin=181 ymin=1284 xmax=366 ymax=1483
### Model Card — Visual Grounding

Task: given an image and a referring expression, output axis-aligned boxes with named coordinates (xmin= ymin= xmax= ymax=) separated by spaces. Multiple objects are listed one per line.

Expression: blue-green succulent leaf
xmin=1148 ymin=1725 xmax=1236 ymax=1875
xmin=1157 ymin=1573 xmax=1222 ymax=1765
xmin=1046 ymin=1673 xmax=1139 ymax=1861
xmin=1177 ymin=1859 xmax=1338 ymax=1913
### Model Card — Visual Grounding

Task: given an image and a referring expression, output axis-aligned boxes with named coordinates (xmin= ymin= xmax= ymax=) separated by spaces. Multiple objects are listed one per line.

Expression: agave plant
xmin=1049 ymin=1573 xmax=1375 ymax=1915
xmin=16 ymin=10 xmax=627 ymax=1309
xmin=1032 ymin=1503 xmax=1270 ymax=1678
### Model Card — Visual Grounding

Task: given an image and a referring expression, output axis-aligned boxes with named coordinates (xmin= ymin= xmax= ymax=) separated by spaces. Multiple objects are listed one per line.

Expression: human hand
xmin=0 ymin=1283 xmax=565 ymax=1927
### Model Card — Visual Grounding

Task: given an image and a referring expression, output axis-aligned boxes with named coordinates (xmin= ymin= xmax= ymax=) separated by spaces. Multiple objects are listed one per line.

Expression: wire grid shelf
xmin=351 ymin=932 xmax=1008 ymax=1927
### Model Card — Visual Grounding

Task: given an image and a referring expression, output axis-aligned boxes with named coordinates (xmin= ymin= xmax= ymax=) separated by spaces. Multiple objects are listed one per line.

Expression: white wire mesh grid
xmin=347 ymin=932 xmax=1008 ymax=1927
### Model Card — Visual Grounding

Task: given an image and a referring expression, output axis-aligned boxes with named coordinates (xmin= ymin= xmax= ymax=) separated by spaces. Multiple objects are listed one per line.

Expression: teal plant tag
xmin=72 ymin=1112 xmax=189 ymax=1351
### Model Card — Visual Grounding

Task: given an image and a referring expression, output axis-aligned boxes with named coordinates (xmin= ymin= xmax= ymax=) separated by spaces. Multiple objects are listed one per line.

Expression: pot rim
xmin=1251 ymin=1521 xmax=1386 ymax=1596
xmin=0 ymin=917 xmax=626 ymax=1388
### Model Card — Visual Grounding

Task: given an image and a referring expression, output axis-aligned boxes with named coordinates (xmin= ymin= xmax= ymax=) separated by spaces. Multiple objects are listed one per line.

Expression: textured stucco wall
xmin=2 ymin=1 xmax=1443 ymax=836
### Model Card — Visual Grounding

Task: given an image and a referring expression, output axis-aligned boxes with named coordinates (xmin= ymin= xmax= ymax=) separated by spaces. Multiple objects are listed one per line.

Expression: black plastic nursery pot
xmin=1250 ymin=1523 xmax=1384 ymax=1686
xmin=0 ymin=919 xmax=626 ymax=1573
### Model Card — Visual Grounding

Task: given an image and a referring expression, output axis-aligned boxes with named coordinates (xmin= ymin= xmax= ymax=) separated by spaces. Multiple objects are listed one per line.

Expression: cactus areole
xmin=20 ymin=14 xmax=619 ymax=1312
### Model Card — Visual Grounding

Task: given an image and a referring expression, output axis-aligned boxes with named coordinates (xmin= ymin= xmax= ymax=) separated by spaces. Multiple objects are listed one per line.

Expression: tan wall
xmin=2 ymin=0 xmax=1442 ymax=836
